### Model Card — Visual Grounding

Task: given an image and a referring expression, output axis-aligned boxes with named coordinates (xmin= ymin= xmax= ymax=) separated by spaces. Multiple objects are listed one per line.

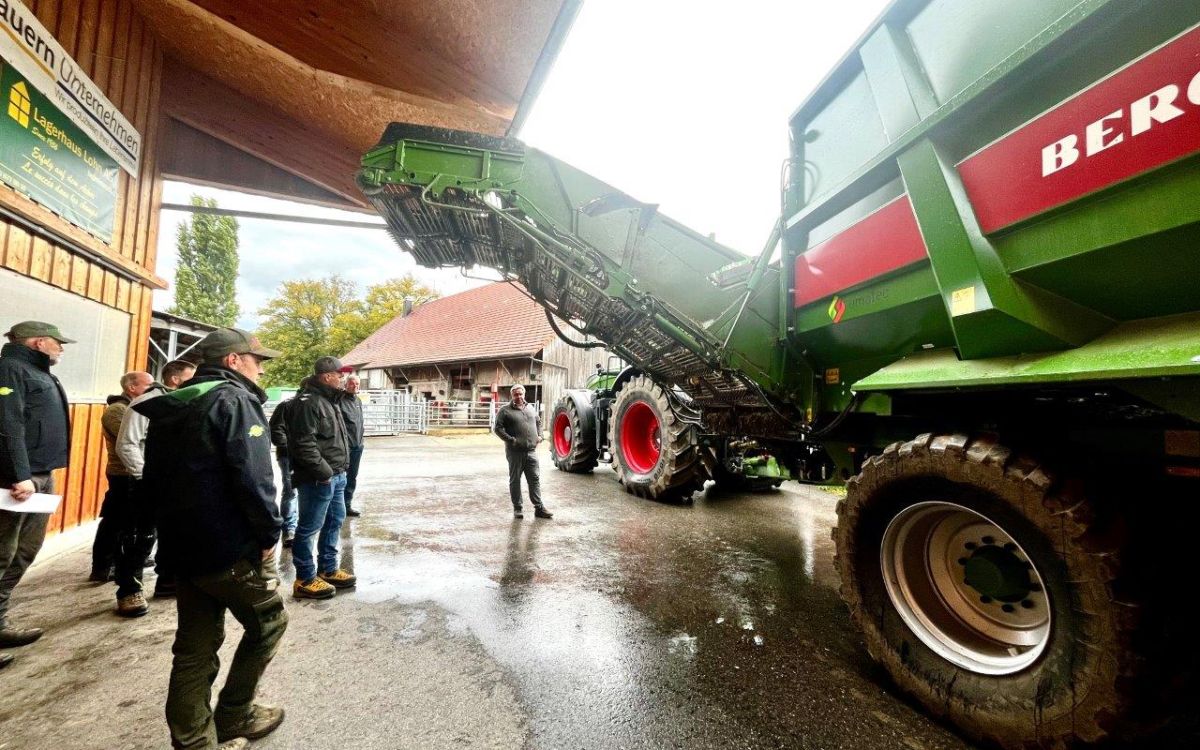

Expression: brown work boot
xmin=116 ymin=592 xmax=149 ymax=618
xmin=319 ymin=569 xmax=357 ymax=588
xmin=534 ymin=508 xmax=554 ymax=519
xmin=217 ymin=739 xmax=249 ymax=750
xmin=293 ymin=577 xmax=335 ymax=599
xmin=216 ymin=703 xmax=285 ymax=742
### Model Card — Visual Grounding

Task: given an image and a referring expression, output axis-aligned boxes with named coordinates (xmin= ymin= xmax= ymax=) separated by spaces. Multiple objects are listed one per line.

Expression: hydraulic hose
xmin=545 ymin=309 xmax=606 ymax=349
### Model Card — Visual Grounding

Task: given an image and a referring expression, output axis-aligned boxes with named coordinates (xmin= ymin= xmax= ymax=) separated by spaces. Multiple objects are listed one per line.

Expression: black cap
xmin=314 ymin=356 xmax=353 ymax=375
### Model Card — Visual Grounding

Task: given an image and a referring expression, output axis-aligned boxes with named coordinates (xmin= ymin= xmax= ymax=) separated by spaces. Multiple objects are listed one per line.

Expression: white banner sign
xmin=0 ymin=0 xmax=141 ymax=175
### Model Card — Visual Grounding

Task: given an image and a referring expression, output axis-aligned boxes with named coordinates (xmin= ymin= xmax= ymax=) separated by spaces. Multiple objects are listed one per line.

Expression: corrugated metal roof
xmin=341 ymin=282 xmax=557 ymax=369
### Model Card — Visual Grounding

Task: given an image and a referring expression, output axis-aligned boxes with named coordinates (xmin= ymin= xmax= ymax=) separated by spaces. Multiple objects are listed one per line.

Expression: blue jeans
xmin=292 ymin=472 xmax=347 ymax=582
xmin=275 ymin=452 xmax=298 ymax=535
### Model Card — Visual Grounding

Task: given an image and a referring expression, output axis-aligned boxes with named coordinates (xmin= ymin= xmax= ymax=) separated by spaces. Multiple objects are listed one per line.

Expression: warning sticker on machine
xmin=950 ymin=286 xmax=976 ymax=316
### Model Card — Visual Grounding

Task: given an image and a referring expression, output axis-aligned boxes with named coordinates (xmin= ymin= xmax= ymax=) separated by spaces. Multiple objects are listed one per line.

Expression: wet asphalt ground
xmin=0 ymin=433 xmax=976 ymax=749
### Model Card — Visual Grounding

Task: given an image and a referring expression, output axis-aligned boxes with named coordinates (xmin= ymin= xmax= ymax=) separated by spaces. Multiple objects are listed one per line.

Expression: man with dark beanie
xmin=135 ymin=328 xmax=286 ymax=750
xmin=0 ymin=321 xmax=73 ymax=671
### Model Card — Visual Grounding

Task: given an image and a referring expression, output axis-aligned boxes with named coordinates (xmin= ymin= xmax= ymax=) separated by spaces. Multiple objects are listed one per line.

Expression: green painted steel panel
xmin=906 ymin=0 xmax=1084 ymax=103
xmin=797 ymin=69 xmax=889 ymax=203
xmin=854 ymin=312 xmax=1200 ymax=390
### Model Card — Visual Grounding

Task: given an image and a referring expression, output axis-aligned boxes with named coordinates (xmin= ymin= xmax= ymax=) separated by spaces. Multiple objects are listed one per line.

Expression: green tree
xmin=257 ymin=276 xmax=361 ymax=388
xmin=169 ymin=195 xmax=240 ymax=326
xmin=327 ymin=274 xmax=440 ymax=356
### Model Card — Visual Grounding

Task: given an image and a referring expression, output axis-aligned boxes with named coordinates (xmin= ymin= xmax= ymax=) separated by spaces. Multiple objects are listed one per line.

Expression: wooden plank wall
xmin=1 ymin=0 xmax=164 ymax=534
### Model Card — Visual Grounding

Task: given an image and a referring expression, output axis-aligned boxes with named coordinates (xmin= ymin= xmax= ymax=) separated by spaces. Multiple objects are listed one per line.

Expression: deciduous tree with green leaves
xmin=327 ymin=274 xmax=440 ymax=355
xmin=169 ymin=195 xmax=240 ymax=326
xmin=257 ymin=274 xmax=440 ymax=388
xmin=257 ymin=276 xmax=362 ymax=388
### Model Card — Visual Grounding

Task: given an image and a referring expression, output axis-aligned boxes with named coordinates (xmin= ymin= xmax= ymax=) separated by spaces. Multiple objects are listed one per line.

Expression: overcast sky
xmin=154 ymin=1 xmax=892 ymax=330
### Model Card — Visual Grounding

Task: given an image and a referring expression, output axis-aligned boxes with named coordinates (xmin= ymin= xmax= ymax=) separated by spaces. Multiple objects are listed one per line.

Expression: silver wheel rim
xmin=880 ymin=501 xmax=1051 ymax=675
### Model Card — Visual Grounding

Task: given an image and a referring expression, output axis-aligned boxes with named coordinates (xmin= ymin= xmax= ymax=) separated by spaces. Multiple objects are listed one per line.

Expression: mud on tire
xmin=609 ymin=375 xmax=708 ymax=502
xmin=833 ymin=433 xmax=1135 ymax=749
xmin=549 ymin=394 xmax=598 ymax=473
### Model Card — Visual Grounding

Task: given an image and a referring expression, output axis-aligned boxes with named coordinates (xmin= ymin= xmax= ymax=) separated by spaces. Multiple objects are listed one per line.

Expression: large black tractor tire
xmin=548 ymin=394 xmax=598 ymax=473
xmin=834 ymin=433 xmax=1136 ymax=749
xmin=609 ymin=376 xmax=708 ymax=502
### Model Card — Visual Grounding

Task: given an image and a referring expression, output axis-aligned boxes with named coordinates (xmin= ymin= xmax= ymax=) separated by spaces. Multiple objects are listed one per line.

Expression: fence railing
xmin=266 ymin=392 xmax=533 ymax=436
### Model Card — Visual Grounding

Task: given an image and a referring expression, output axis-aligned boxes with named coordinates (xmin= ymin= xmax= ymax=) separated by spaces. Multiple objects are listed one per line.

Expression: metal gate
xmin=361 ymin=390 xmax=428 ymax=435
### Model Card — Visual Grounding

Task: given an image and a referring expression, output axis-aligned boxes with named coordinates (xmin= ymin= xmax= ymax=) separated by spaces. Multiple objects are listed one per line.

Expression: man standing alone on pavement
xmin=494 ymin=385 xmax=553 ymax=520
xmin=135 ymin=329 xmax=286 ymax=750
xmin=91 ymin=370 xmax=153 ymax=583
xmin=287 ymin=357 xmax=356 ymax=599
xmin=0 ymin=321 xmax=73 ymax=671
xmin=339 ymin=375 xmax=365 ymax=518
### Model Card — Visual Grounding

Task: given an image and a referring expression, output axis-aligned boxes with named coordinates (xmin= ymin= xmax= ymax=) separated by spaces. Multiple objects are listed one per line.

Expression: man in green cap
xmin=0 ymin=321 xmax=74 ymax=671
xmin=133 ymin=327 xmax=287 ymax=750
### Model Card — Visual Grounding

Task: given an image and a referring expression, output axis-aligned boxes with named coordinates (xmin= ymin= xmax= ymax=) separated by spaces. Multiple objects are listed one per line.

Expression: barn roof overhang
xmin=134 ymin=0 xmax=580 ymax=211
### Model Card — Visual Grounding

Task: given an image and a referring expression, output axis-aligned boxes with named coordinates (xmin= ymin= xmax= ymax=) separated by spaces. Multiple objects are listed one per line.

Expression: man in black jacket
xmin=135 ymin=328 xmax=287 ymax=749
xmin=339 ymin=375 xmax=366 ymax=517
xmin=0 ymin=321 xmax=73 ymax=671
xmin=267 ymin=397 xmax=297 ymax=546
xmin=286 ymin=356 xmax=356 ymax=599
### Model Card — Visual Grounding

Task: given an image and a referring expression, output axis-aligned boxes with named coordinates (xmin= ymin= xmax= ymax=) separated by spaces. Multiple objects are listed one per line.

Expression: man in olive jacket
xmin=135 ymin=328 xmax=287 ymax=749
xmin=91 ymin=371 xmax=152 ymax=583
xmin=494 ymin=384 xmax=553 ymax=520
xmin=0 ymin=321 xmax=73 ymax=670
xmin=286 ymin=356 xmax=356 ymax=599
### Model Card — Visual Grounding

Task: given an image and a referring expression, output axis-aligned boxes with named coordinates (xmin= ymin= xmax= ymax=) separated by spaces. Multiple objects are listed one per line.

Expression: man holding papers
xmin=0 ymin=321 xmax=73 ymax=670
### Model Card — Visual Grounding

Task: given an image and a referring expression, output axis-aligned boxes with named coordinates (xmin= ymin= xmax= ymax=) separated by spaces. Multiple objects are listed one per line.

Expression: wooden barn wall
xmin=0 ymin=0 xmax=164 ymax=535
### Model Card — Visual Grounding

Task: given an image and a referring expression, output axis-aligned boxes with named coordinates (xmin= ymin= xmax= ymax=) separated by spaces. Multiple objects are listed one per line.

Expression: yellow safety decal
xmin=950 ymin=286 xmax=976 ymax=317
xmin=248 ymin=424 xmax=265 ymax=437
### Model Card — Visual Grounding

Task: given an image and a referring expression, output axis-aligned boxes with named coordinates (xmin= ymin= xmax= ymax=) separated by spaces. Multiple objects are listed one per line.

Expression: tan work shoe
xmin=116 ymin=592 xmax=149 ymax=618
xmin=216 ymin=703 xmax=285 ymax=742
xmin=292 ymin=577 xmax=335 ymax=600
xmin=217 ymin=739 xmax=249 ymax=750
xmin=318 ymin=569 xmax=357 ymax=588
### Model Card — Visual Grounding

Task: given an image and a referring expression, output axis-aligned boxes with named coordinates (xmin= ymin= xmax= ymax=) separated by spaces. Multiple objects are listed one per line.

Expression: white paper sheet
xmin=0 ymin=490 xmax=62 ymax=514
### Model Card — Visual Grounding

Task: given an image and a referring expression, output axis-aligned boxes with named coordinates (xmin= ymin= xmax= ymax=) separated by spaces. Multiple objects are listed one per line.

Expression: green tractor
xmin=549 ymin=358 xmax=788 ymax=494
xmin=358 ymin=0 xmax=1200 ymax=745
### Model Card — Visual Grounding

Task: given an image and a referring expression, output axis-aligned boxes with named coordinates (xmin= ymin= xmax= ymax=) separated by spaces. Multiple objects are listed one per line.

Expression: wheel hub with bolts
xmin=553 ymin=412 xmax=572 ymax=457
xmin=881 ymin=501 xmax=1051 ymax=675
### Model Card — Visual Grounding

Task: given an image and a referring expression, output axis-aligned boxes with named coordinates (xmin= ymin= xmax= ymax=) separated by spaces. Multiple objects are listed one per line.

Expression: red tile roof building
xmin=342 ymin=282 xmax=612 ymax=408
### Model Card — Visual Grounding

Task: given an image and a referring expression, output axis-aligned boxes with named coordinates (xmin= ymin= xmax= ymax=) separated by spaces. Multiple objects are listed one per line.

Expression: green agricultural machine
xmin=358 ymin=0 xmax=1200 ymax=745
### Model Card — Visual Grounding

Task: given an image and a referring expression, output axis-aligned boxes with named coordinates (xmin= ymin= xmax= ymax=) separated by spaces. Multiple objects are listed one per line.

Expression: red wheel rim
xmin=552 ymin=412 xmax=572 ymax=457
xmin=620 ymin=400 xmax=661 ymax=474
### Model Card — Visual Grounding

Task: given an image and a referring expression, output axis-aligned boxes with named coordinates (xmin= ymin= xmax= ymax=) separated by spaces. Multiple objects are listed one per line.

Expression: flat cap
xmin=197 ymin=328 xmax=281 ymax=362
xmin=6 ymin=321 xmax=75 ymax=343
